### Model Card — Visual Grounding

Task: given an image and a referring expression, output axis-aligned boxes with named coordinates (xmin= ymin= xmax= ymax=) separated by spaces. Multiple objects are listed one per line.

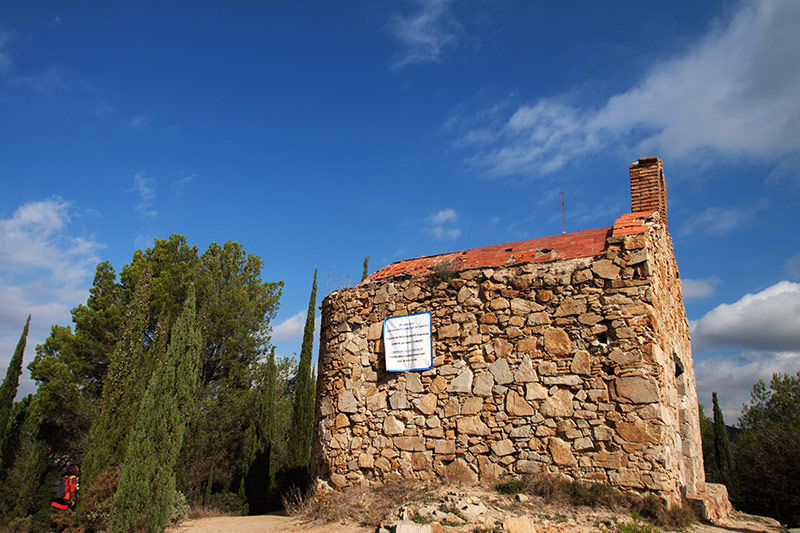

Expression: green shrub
xmin=207 ymin=491 xmax=248 ymax=515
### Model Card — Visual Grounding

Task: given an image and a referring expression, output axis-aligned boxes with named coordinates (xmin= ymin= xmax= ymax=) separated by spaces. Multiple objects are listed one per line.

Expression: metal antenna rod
xmin=561 ymin=189 xmax=566 ymax=234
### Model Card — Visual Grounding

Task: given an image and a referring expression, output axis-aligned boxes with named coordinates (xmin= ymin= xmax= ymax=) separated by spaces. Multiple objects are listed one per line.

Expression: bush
xmin=168 ymin=490 xmax=190 ymax=527
xmin=206 ymin=491 xmax=248 ymax=515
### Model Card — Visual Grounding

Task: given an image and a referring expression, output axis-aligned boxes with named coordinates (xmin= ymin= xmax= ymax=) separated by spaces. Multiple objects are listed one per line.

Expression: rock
xmin=410 ymin=452 xmax=430 ymax=471
xmin=478 ymin=455 xmax=505 ymax=482
xmin=543 ymin=327 xmax=572 ymax=355
xmin=516 ymin=337 xmax=538 ymax=352
xmin=447 ymin=368 xmax=474 ymax=393
xmin=438 ymin=323 xmax=460 ymax=338
xmin=570 ymin=351 xmax=592 ymax=375
xmin=457 ymin=286 xmax=476 ymax=304
xmin=489 ymin=358 xmax=514 ymax=385
xmin=573 ymin=437 xmax=594 ymax=451
xmin=390 ymin=390 xmax=409 ymax=409
xmin=542 ymin=375 xmax=583 ymax=386
xmin=395 ymin=436 xmax=425 ymax=451
xmin=461 ymin=396 xmax=483 ymax=415
xmin=616 ymin=376 xmax=659 ymax=403
xmin=384 ymin=415 xmax=405 ymax=435
xmin=515 ymin=356 xmax=538 ymax=382
xmin=434 ymin=439 xmax=456 ymax=455
xmin=391 ymin=520 xmax=432 ymax=533
xmin=457 ymin=416 xmax=490 ymax=436
xmin=592 ymin=259 xmax=621 ymax=279
xmin=335 ymin=413 xmax=350 ymax=429
xmin=540 ymin=389 xmax=574 ymax=417
xmin=473 ymin=372 xmax=495 ymax=396
xmin=503 ymin=516 xmax=536 ymax=533
xmin=338 ymin=390 xmax=358 ymax=414
xmin=510 ymin=298 xmax=532 ymax=315
xmin=554 ymin=296 xmax=587 ymax=317
xmin=458 ymin=501 xmax=489 ymax=520
xmin=443 ymin=458 xmax=478 ymax=484
xmin=368 ymin=322 xmax=383 ymax=340
xmin=366 ymin=390 xmax=387 ymax=411
xmin=405 ymin=373 xmax=424 ymax=393
xmin=526 ymin=382 xmax=548 ymax=400
xmin=358 ymin=453 xmax=375 ymax=469
xmin=413 ymin=393 xmax=437 ymax=415
xmin=548 ymin=437 xmax=577 ymax=466
xmin=490 ymin=439 xmax=515 ymax=456
xmin=330 ymin=473 xmax=347 ymax=487
xmin=493 ymin=338 xmax=513 ymax=358
xmin=506 ymin=390 xmax=535 ymax=416
xmin=616 ymin=421 xmax=662 ymax=444
xmin=516 ymin=460 xmax=539 ymax=473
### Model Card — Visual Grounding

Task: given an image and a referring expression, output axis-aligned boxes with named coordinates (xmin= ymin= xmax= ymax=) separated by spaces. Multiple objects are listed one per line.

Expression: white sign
xmin=383 ymin=312 xmax=433 ymax=372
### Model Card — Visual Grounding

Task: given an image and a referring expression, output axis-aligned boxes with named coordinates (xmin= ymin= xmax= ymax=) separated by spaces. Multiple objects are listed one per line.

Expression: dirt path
xmin=170 ymin=514 xmax=372 ymax=533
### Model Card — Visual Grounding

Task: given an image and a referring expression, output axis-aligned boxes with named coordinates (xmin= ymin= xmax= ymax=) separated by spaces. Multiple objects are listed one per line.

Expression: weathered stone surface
xmin=538 ymin=361 xmax=558 ymax=376
xmin=447 ymin=368 xmax=474 ymax=393
xmin=389 ymin=390 xmax=409 ymax=409
xmin=543 ymin=328 xmax=572 ymax=355
xmin=435 ymin=439 xmax=456 ymax=455
xmin=438 ymin=323 xmax=460 ymax=338
xmin=554 ymin=297 xmax=587 ymax=317
xmin=540 ymin=389 xmax=574 ymax=418
xmin=368 ymin=322 xmax=383 ymax=340
xmin=489 ymin=358 xmax=513 ymax=385
xmin=516 ymin=460 xmax=539 ymax=474
xmin=510 ymin=298 xmax=532 ymax=315
xmin=616 ymin=421 xmax=662 ymax=444
xmin=413 ymin=393 xmax=437 ymax=415
xmin=443 ymin=458 xmax=479 ymax=484
xmin=515 ymin=356 xmax=538 ymax=382
xmin=548 ymin=438 xmax=577 ymax=466
xmin=516 ymin=337 xmax=538 ymax=353
xmin=461 ymin=396 xmax=483 ymax=415
xmin=491 ymin=439 xmax=515 ymax=456
xmin=616 ymin=376 xmax=659 ymax=403
xmin=405 ymin=372 xmax=424 ymax=393
xmin=384 ymin=415 xmax=405 ymax=435
xmin=395 ymin=436 xmax=425 ymax=451
xmin=506 ymin=390 xmax=535 ymax=416
xmin=570 ymin=351 xmax=592 ymax=375
xmin=473 ymin=372 xmax=494 ymax=396
xmin=358 ymin=453 xmax=374 ymax=469
xmin=330 ymin=473 xmax=347 ymax=487
xmin=366 ymin=390 xmax=387 ymax=411
xmin=338 ymin=391 xmax=358 ymax=413
xmin=493 ymin=338 xmax=513 ymax=358
xmin=503 ymin=516 xmax=536 ymax=533
xmin=457 ymin=416 xmax=490 ymax=435
xmin=542 ymin=375 xmax=583 ymax=386
xmin=526 ymin=383 xmax=548 ymax=400
xmin=592 ymin=259 xmax=621 ymax=279
xmin=573 ymin=437 xmax=594 ymax=451
xmin=457 ymin=285 xmax=476 ymax=304
xmin=478 ymin=455 xmax=505 ymax=482
xmin=335 ymin=413 xmax=350 ymax=429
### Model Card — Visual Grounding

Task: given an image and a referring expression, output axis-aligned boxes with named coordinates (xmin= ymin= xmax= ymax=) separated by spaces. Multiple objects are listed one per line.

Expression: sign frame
xmin=383 ymin=311 xmax=433 ymax=372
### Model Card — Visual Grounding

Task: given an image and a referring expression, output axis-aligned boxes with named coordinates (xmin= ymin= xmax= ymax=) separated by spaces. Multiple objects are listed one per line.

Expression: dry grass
xmin=284 ymin=480 xmax=434 ymax=527
xmin=187 ymin=504 xmax=236 ymax=520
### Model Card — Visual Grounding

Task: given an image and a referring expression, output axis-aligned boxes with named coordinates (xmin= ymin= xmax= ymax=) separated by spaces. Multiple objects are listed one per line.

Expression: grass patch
xmin=495 ymin=474 xmax=697 ymax=530
xmin=186 ymin=504 xmax=236 ymax=519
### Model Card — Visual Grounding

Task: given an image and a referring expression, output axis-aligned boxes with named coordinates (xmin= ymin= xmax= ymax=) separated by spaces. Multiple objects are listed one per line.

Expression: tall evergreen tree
xmin=0 ymin=315 xmax=30 ymax=446
xmin=291 ymin=270 xmax=317 ymax=466
xmin=244 ymin=347 xmax=278 ymax=513
xmin=111 ymin=287 xmax=202 ymax=533
xmin=712 ymin=392 xmax=734 ymax=486
xmin=361 ymin=256 xmax=370 ymax=282
xmin=81 ymin=266 xmax=153 ymax=492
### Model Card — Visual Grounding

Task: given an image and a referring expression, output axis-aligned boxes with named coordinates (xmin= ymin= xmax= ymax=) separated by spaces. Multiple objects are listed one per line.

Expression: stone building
xmin=311 ymin=157 xmax=729 ymax=517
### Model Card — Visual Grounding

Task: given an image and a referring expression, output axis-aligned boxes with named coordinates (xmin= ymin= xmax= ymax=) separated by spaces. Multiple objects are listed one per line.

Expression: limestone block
xmin=494 ymin=338 xmax=513 ymax=358
xmin=461 ymin=396 xmax=483 ymax=415
xmin=510 ymin=298 xmax=532 ymax=315
xmin=489 ymin=358 xmax=514 ymax=384
xmin=616 ymin=420 xmax=662 ymax=444
xmin=389 ymin=390 xmax=409 ymax=409
xmin=335 ymin=413 xmax=350 ymax=429
xmin=359 ymin=453 xmax=375 ymax=469
xmin=473 ymin=372 xmax=494 ymax=396
xmin=570 ymin=351 xmax=592 ymax=375
xmin=573 ymin=437 xmax=594 ymax=451
xmin=554 ymin=297 xmax=587 ymax=317
xmin=490 ymin=297 xmax=509 ymax=310
xmin=526 ymin=383 xmax=547 ymax=400
xmin=503 ymin=516 xmax=536 ymax=533
xmin=616 ymin=376 xmax=659 ymax=403
xmin=542 ymin=375 xmax=583 ymax=386
xmin=447 ymin=368 xmax=474 ymax=393
xmin=543 ymin=327 xmax=572 ymax=355
xmin=338 ymin=390 xmax=359 ymax=414
xmin=434 ymin=439 xmax=456 ymax=455
xmin=548 ymin=438 xmax=577 ymax=466
xmin=394 ymin=436 xmax=425 ymax=451
xmin=443 ymin=458 xmax=478 ymax=484
xmin=592 ymin=259 xmax=621 ymax=279
xmin=516 ymin=337 xmax=538 ymax=352
xmin=457 ymin=285 xmax=476 ymax=304
xmin=405 ymin=372 xmax=424 ymax=393
xmin=516 ymin=460 xmax=539 ymax=474
xmin=413 ymin=393 xmax=438 ymax=415
xmin=491 ymin=439 xmax=515 ymax=456
xmin=384 ymin=415 xmax=405 ymax=435
xmin=538 ymin=361 xmax=558 ymax=376
xmin=438 ymin=324 xmax=460 ymax=338
xmin=540 ymin=389 xmax=574 ymax=417
xmin=457 ymin=416 xmax=490 ymax=436
xmin=506 ymin=390 xmax=535 ymax=416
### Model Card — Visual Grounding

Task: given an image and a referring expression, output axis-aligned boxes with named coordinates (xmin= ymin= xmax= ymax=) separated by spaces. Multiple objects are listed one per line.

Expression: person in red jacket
xmin=51 ymin=464 xmax=79 ymax=511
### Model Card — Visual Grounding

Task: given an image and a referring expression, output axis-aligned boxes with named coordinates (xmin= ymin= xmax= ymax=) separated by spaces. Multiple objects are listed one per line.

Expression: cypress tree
xmin=712 ymin=392 xmax=734 ymax=486
xmin=291 ymin=270 xmax=317 ymax=466
xmin=111 ymin=286 xmax=202 ymax=533
xmin=361 ymin=256 xmax=370 ymax=282
xmin=81 ymin=266 xmax=152 ymax=492
xmin=245 ymin=347 xmax=278 ymax=513
xmin=0 ymin=315 xmax=30 ymax=446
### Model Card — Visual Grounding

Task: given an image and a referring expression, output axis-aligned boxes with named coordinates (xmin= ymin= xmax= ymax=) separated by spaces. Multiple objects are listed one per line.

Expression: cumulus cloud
xmin=681 ymin=200 xmax=768 ymax=236
xmin=453 ymin=0 xmax=800 ymax=177
xmin=694 ymin=350 xmax=800 ymax=422
xmin=132 ymin=172 xmax=157 ymax=218
xmin=0 ymin=198 xmax=103 ymax=398
xmin=427 ymin=208 xmax=461 ymax=241
xmin=388 ymin=0 xmax=461 ymax=68
xmin=690 ymin=281 xmax=800 ymax=352
xmin=271 ymin=310 xmax=321 ymax=349
xmin=681 ymin=276 xmax=721 ymax=300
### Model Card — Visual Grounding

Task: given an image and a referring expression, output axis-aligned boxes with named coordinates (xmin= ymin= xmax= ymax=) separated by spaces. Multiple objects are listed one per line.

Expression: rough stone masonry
xmin=311 ymin=157 xmax=730 ymax=520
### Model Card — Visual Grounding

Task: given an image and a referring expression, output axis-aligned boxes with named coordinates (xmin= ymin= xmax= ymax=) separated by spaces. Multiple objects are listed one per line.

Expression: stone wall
xmin=311 ymin=211 xmax=702 ymax=506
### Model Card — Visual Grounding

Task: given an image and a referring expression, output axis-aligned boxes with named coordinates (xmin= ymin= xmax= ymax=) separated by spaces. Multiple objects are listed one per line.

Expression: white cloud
xmin=132 ymin=172 xmax=157 ymax=218
xmin=427 ymin=208 xmax=461 ymax=241
xmin=785 ymin=253 xmax=800 ymax=279
xmin=454 ymin=0 xmax=800 ymax=177
xmin=171 ymin=174 xmax=195 ymax=195
xmin=0 ymin=198 xmax=103 ymax=399
xmin=694 ymin=350 xmax=800 ymax=422
xmin=271 ymin=310 xmax=321 ymax=346
xmin=681 ymin=276 xmax=721 ymax=300
xmin=129 ymin=114 xmax=150 ymax=129
xmin=690 ymin=281 xmax=800 ymax=352
xmin=681 ymin=199 xmax=768 ymax=236
xmin=388 ymin=0 xmax=461 ymax=68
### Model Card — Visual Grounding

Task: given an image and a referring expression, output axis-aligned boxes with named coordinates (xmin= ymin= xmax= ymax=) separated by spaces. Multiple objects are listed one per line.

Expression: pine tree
xmin=0 ymin=315 xmax=30 ymax=446
xmin=291 ymin=270 xmax=317 ymax=467
xmin=361 ymin=256 xmax=370 ymax=282
xmin=712 ymin=392 xmax=734 ymax=486
xmin=111 ymin=287 xmax=202 ymax=533
xmin=81 ymin=266 xmax=152 ymax=493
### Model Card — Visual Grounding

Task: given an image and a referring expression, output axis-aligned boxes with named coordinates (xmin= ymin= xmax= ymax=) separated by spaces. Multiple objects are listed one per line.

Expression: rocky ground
xmin=171 ymin=485 xmax=790 ymax=533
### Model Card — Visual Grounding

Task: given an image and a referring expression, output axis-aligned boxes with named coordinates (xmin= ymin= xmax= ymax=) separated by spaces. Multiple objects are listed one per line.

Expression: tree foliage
xmin=291 ymin=270 xmax=317 ymax=467
xmin=111 ymin=287 xmax=202 ymax=533
xmin=0 ymin=315 xmax=30 ymax=449
xmin=712 ymin=392 xmax=734 ymax=486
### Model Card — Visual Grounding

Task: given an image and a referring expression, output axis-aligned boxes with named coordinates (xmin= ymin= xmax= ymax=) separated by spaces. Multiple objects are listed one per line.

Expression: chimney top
xmin=629 ymin=156 xmax=667 ymax=228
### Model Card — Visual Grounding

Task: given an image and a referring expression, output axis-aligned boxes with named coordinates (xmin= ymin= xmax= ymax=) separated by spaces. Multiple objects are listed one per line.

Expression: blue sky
xmin=1 ymin=1 xmax=798 ymax=420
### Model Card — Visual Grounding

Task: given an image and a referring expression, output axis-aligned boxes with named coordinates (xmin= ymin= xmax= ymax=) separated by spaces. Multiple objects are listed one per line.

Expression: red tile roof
xmin=363 ymin=211 xmax=653 ymax=284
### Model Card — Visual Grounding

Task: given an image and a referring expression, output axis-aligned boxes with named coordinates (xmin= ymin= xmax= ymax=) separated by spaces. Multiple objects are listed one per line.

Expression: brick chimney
xmin=629 ymin=156 xmax=667 ymax=228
